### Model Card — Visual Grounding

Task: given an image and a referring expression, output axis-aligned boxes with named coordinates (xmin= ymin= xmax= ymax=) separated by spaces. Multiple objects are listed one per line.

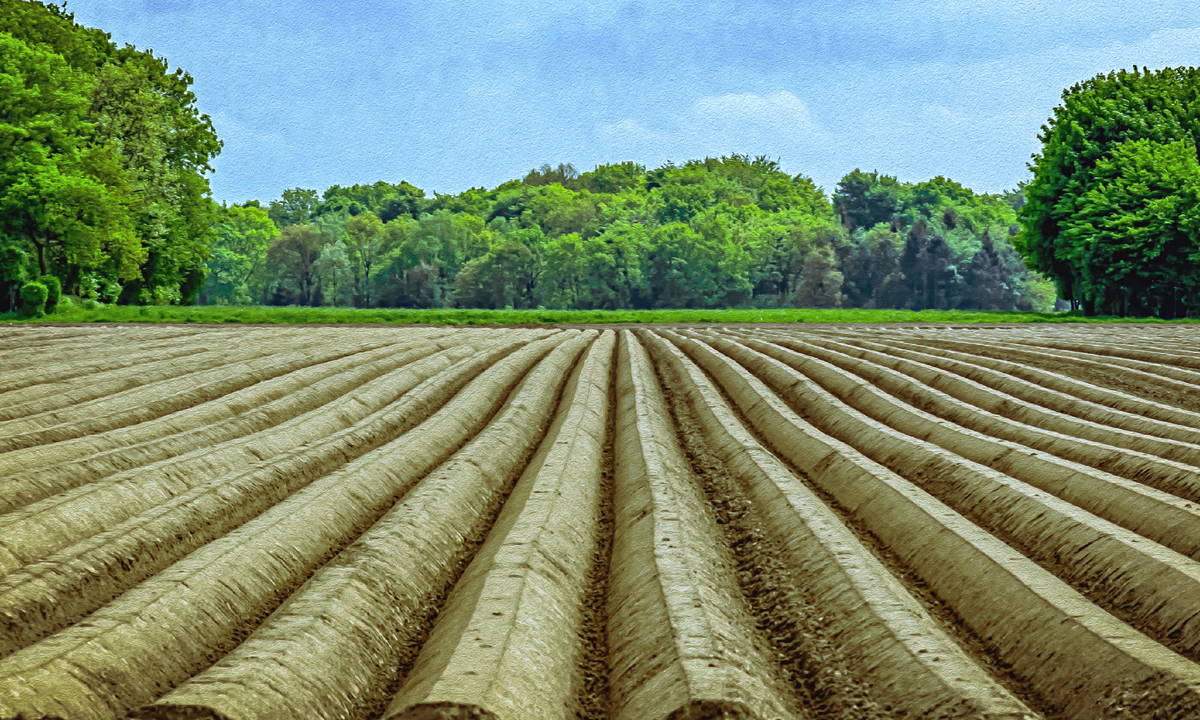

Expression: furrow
xmin=964 ymin=332 xmax=1200 ymax=371
xmin=0 ymin=328 xmax=202 ymax=361
xmin=0 ymin=334 xmax=507 ymax=580
xmin=382 ymin=331 xmax=613 ymax=720
xmin=753 ymin=330 xmax=1200 ymax=451
xmin=871 ymin=334 xmax=1200 ymax=412
xmin=702 ymin=333 xmax=1200 ymax=665
xmin=0 ymin=344 xmax=212 ymax=394
xmin=944 ymin=334 xmax=1200 ymax=387
xmin=823 ymin=331 xmax=1200 ymax=434
xmin=604 ymin=331 xmax=802 ymax=720
xmin=0 ymin=331 xmax=456 ymax=512
xmin=0 ymin=330 xmax=406 ymax=452
xmin=678 ymin=334 xmax=1200 ymax=718
xmin=0 ymin=342 xmax=361 ymax=448
xmin=134 ymin=332 xmax=596 ymax=720
xmin=0 ymin=332 xmax=578 ymax=720
xmin=0 ymin=326 xmax=98 ymax=346
xmin=722 ymin=331 xmax=1200 ymax=520
xmin=0 ymin=330 xmax=318 ymax=421
xmin=0 ymin=333 xmax=547 ymax=654
xmin=0 ymin=329 xmax=258 ymax=392
xmin=645 ymin=329 xmax=1035 ymax=720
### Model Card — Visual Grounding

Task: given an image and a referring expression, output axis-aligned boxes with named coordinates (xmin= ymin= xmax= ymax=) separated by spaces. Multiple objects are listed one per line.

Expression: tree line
xmin=201 ymin=160 xmax=1056 ymax=313
xmin=15 ymin=2 xmax=1200 ymax=318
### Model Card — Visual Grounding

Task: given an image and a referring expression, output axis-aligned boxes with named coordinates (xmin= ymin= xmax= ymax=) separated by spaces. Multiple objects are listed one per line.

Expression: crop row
xmin=2 ymin=324 xmax=1200 ymax=719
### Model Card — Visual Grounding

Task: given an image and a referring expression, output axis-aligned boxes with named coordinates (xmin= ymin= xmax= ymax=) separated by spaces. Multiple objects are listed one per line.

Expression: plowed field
xmin=3 ymin=323 xmax=1200 ymax=720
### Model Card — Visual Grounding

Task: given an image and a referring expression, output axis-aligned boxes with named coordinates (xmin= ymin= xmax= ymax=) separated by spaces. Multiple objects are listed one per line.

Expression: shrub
xmin=38 ymin=275 xmax=62 ymax=312
xmin=20 ymin=281 xmax=48 ymax=317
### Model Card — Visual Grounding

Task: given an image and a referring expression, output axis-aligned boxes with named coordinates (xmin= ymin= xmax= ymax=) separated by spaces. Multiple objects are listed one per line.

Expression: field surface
xmin=2 ymin=324 xmax=1200 ymax=720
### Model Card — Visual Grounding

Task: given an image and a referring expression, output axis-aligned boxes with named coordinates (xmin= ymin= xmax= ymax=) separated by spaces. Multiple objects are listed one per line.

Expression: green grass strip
xmin=2 ymin=304 xmax=1195 ymax=326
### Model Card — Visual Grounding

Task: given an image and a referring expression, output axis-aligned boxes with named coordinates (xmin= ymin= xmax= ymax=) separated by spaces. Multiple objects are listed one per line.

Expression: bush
xmin=20 ymin=281 xmax=48 ymax=317
xmin=38 ymin=275 xmax=61 ymax=312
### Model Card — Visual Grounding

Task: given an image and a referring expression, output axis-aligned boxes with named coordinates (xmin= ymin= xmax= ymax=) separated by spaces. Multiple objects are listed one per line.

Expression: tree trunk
xmin=32 ymin=238 xmax=46 ymax=277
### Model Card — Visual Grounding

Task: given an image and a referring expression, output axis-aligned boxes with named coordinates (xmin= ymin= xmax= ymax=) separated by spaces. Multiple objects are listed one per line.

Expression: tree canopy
xmin=1018 ymin=65 xmax=1200 ymax=317
xmin=202 ymin=155 xmax=1053 ymax=313
xmin=0 ymin=0 xmax=221 ymax=306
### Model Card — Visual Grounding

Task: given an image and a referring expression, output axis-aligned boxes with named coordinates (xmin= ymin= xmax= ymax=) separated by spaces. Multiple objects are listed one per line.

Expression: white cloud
xmin=692 ymin=90 xmax=822 ymax=135
xmin=597 ymin=118 xmax=667 ymax=142
xmin=590 ymin=90 xmax=832 ymax=182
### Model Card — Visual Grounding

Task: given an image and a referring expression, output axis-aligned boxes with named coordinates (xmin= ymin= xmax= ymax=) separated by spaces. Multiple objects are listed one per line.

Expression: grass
xmin=2 ymin=302 xmax=1196 ymax=325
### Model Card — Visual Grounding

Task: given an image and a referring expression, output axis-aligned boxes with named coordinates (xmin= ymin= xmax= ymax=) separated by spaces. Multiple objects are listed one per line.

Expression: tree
xmin=268 ymin=188 xmax=319 ymax=228
xmin=0 ymin=33 xmax=142 ymax=286
xmin=1060 ymin=138 xmax=1200 ymax=317
xmin=1018 ymin=65 xmax=1200 ymax=315
xmin=91 ymin=49 xmax=221 ymax=305
xmin=647 ymin=182 xmax=712 ymax=225
xmin=0 ymin=242 xmax=30 ymax=312
xmin=312 ymin=180 xmax=426 ymax=220
xmin=535 ymin=233 xmax=592 ymax=309
xmin=373 ymin=211 xmax=490 ymax=308
xmin=377 ymin=182 xmax=426 ymax=223
xmin=313 ymin=238 xmax=354 ymax=306
xmin=793 ymin=242 xmax=844 ymax=308
xmin=898 ymin=217 xmax=963 ymax=310
xmin=586 ymin=222 xmax=648 ymax=309
xmin=454 ymin=230 xmax=540 ymax=309
xmin=267 ymin=224 xmax=324 ymax=305
xmin=522 ymin=163 xmax=579 ymax=188
xmin=838 ymin=223 xmax=901 ymax=308
xmin=833 ymin=170 xmax=905 ymax=232
xmin=0 ymin=1 xmax=221 ymax=305
xmin=963 ymin=230 xmax=1010 ymax=310
xmin=576 ymin=162 xmax=645 ymax=194
xmin=343 ymin=211 xmax=389 ymax=306
xmin=644 ymin=223 xmax=736 ymax=308
xmin=202 ymin=204 xmax=278 ymax=304
xmin=0 ymin=0 xmax=110 ymax=72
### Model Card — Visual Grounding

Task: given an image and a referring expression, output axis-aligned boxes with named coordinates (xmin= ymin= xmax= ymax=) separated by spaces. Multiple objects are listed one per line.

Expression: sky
xmin=58 ymin=0 xmax=1200 ymax=204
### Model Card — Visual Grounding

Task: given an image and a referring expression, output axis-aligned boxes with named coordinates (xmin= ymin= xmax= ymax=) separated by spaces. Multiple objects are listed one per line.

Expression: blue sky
xmin=60 ymin=0 xmax=1200 ymax=204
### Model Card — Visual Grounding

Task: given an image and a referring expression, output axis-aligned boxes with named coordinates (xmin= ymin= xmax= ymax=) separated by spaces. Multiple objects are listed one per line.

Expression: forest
xmin=197 ymin=163 xmax=1055 ymax=313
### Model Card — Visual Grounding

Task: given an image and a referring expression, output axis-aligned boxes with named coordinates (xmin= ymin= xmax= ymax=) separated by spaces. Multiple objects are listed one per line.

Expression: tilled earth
xmin=2 ymin=323 xmax=1200 ymax=719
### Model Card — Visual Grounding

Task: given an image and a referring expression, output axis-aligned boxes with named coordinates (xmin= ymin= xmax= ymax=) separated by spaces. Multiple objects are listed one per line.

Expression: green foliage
xmin=0 ymin=0 xmax=110 ymax=72
xmin=202 ymin=204 xmax=279 ymax=304
xmin=827 ymin=167 xmax=1046 ymax=312
xmin=5 ymin=303 xmax=1154 ymax=326
xmin=522 ymin=163 xmax=579 ymax=188
xmin=19 ymin=280 xmax=47 ymax=316
xmin=37 ymin=273 xmax=60 ymax=311
xmin=0 ymin=241 xmax=30 ymax=312
xmin=196 ymin=152 xmax=1048 ymax=314
xmin=1060 ymin=138 xmax=1200 ymax=316
xmin=312 ymin=180 xmax=426 ymax=221
xmin=0 ymin=0 xmax=221 ymax=306
xmin=268 ymin=188 xmax=319 ymax=228
xmin=1019 ymin=65 xmax=1200 ymax=317
xmin=794 ymin=242 xmax=844 ymax=308
xmin=267 ymin=223 xmax=325 ymax=306
xmin=454 ymin=230 xmax=540 ymax=309
xmin=576 ymin=162 xmax=645 ymax=194
xmin=834 ymin=170 xmax=904 ymax=232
